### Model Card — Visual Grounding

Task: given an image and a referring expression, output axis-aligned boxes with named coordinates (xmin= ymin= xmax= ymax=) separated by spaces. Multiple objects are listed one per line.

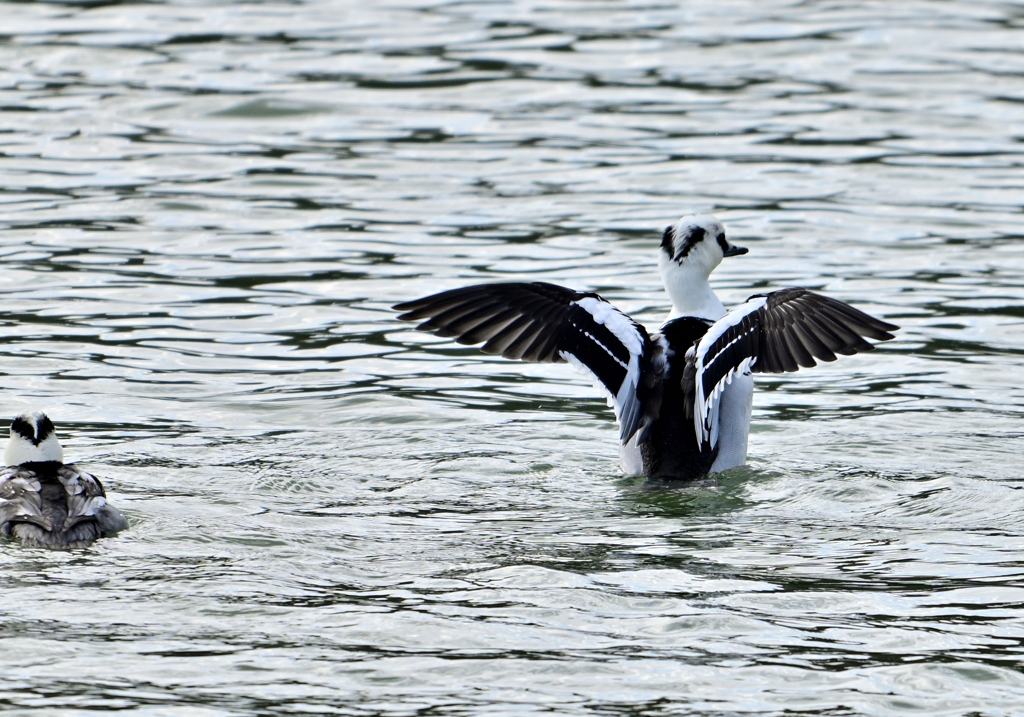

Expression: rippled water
xmin=1 ymin=0 xmax=1023 ymax=713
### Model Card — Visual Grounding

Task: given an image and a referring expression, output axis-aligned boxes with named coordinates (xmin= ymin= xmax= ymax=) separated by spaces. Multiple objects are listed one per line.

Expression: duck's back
xmin=637 ymin=317 xmax=719 ymax=480
xmin=9 ymin=473 xmax=103 ymax=548
xmin=0 ymin=462 xmax=124 ymax=549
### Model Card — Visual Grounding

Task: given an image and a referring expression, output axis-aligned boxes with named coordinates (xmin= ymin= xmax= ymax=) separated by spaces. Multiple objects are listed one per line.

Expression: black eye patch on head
xmin=674 ymin=226 xmax=707 ymax=262
xmin=10 ymin=415 xmax=54 ymax=445
xmin=11 ymin=417 xmax=36 ymax=443
xmin=660 ymin=225 xmax=675 ymax=254
xmin=716 ymin=232 xmax=729 ymax=254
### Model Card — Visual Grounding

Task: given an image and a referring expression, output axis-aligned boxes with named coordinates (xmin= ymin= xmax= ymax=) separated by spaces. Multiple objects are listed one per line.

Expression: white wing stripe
xmin=571 ymin=297 xmax=648 ymax=442
xmin=692 ymin=296 xmax=766 ymax=447
xmin=574 ymin=297 xmax=645 ymax=356
xmin=696 ymin=355 xmax=755 ymax=446
xmin=704 ymin=328 xmax=751 ymax=370
xmin=572 ymin=326 xmax=629 ymax=371
xmin=696 ymin=297 xmax=766 ymax=355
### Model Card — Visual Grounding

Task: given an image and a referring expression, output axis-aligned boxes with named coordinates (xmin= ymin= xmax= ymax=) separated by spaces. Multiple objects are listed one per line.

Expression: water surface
xmin=1 ymin=0 xmax=1024 ymax=714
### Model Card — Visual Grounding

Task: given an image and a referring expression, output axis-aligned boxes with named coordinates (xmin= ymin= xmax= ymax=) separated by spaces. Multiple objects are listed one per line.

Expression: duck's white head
xmin=657 ymin=214 xmax=747 ymax=319
xmin=5 ymin=411 xmax=64 ymax=466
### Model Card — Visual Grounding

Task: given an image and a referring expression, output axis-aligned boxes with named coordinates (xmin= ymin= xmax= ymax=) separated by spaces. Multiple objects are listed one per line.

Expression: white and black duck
xmin=0 ymin=411 xmax=128 ymax=548
xmin=394 ymin=215 xmax=898 ymax=480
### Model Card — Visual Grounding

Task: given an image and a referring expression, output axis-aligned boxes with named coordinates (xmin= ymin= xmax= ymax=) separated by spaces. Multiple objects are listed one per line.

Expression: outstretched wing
xmin=689 ymin=288 xmax=898 ymax=445
xmin=394 ymin=282 xmax=653 ymax=443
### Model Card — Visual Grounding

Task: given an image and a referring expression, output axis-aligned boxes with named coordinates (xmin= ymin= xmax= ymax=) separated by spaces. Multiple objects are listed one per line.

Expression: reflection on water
xmin=1 ymin=0 xmax=1023 ymax=714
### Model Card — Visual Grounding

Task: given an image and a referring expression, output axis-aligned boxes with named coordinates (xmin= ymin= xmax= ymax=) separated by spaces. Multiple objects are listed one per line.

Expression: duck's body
xmin=0 ymin=412 xmax=127 ymax=549
xmin=616 ymin=316 xmax=755 ymax=478
xmin=394 ymin=215 xmax=897 ymax=480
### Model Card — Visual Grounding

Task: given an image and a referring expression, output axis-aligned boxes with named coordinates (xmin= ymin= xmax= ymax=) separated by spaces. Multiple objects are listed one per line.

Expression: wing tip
xmin=392 ymin=298 xmax=423 ymax=314
xmin=394 ymin=305 xmax=428 ymax=321
xmin=875 ymin=324 xmax=899 ymax=341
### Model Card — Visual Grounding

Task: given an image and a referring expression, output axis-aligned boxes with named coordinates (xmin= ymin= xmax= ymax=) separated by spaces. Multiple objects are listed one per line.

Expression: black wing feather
xmin=395 ymin=282 xmax=653 ymax=443
xmin=690 ymin=288 xmax=897 ymax=445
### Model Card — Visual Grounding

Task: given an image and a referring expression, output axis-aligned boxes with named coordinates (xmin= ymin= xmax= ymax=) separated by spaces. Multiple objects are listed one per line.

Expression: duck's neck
xmin=661 ymin=262 xmax=727 ymax=321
